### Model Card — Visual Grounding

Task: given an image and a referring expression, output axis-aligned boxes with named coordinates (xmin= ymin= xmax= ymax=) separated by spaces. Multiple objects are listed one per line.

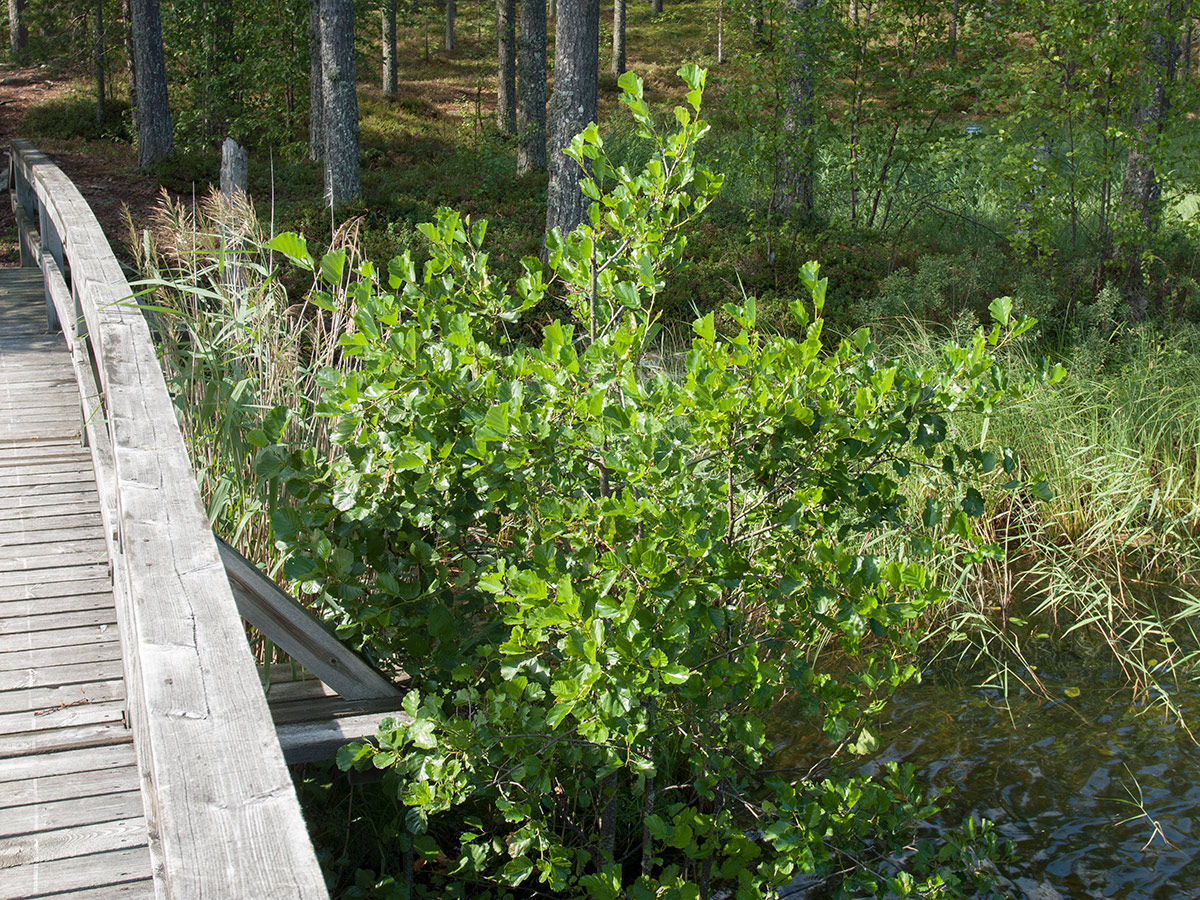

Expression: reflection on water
xmin=861 ymin=675 xmax=1200 ymax=899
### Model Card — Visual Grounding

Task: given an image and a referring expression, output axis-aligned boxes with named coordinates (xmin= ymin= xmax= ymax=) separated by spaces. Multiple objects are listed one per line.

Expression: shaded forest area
xmin=10 ymin=0 xmax=1200 ymax=336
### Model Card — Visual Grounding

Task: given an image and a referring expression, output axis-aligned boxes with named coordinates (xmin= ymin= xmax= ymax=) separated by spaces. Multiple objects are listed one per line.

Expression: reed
xmin=884 ymin=314 xmax=1200 ymax=717
xmin=130 ymin=190 xmax=365 ymax=673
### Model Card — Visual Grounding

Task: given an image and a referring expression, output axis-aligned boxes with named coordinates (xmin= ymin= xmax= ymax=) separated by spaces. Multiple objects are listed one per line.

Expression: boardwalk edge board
xmin=9 ymin=140 xmax=331 ymax=899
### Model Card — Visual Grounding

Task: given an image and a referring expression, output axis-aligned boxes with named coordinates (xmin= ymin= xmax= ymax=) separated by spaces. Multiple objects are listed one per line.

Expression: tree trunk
xmin=716 ymin=0 xmax=723 ymax=64
xmin=773 ymin=0 xmax=817 ymax=220
xmin=8 ymin=0 xmax=25 ymax=54
xmin=545 ymin=0 xmax=598 ymax=237
xmin=947 ymin=0 xmax=958 ymax=63
xmin=612 ymin=0 xmax=625 ymax=76
xmin=95 ymin=0 xmax=106 ymax=125
xmin=129 ymin=0 xmax=174 ymax=170
xmin=320 ymin=0 xmax=361 ymax=207
xmin=749 ymin=0 xmax=764 ymax=46
xmin=1182 ymin=16 xmax=1193 ymax=80
xmin=497 ymin=0 xmax=517 ymax=131
xmin=445 ymin=0 xmax=455 ymax=50
xmin=651 ymin=0 xmax=662 ymax=14
xmin=1121 ymin=3 xmax=1180 ymax=233
xmin=124 ymin=0 xmax=137 ymax=136
xmin=1120 ymin=0 xmax=1181 ymax=317
xmin=382 ymin=0 xmax=398 ymax=96
xmin=309 ymin=0 xmax=324 ymax=161
xmin=517 ymin=0 xmax=547 ymax=174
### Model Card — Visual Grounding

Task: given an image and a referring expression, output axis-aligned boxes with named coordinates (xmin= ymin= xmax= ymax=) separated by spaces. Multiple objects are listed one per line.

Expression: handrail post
xmin=37 ymin=194 xmax=60 ymax=332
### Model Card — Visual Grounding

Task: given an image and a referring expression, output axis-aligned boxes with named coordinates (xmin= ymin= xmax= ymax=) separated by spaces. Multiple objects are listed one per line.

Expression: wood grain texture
xmin=219 ymin=536 xmax=401 ymax=702
xmin=0 ymin=258 xmax=152 ymax=897
xmin=9 ymin=141 xmax=329 ymax=899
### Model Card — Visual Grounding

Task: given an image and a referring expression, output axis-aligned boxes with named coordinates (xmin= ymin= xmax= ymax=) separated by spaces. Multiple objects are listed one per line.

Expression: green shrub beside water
xmin=228 ymin=72 xmax=1046 ymax=899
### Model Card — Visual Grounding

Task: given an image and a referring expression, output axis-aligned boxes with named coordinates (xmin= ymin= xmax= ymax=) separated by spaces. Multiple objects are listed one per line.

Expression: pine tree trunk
xmin=517 ymin=0 xmax=547 ymax=174
xmin=382 ymin=0 xmax=398 ymax=96
xmin=129 ymin=0 xmax=174 ymax=170
xmin=445 ymin=0 xmax=455 ymax=50
xmin=497 ymin=0 xmax=517 ymax=131
xmin=773 ymin=0 xmax=817 ymax=220
xmin=1120 ymin=0 xmax=1181 ymax=317
xmin=1182 ymin=16 xmax=1193 ymax=80
xmin=749 ymin=0 xmax=764 ymax=46
xmin=8 ymin=0 xmax=25 ymax=54
xmin=320 ymin=0 xmax=361 ymax=207
xmin=545 ymin=0 xmax=598 ymax=236
xmin=651 ymin=0 xmax=662 ymax=14
xmin=612 ymin=0 xmax=626 ymax=76
xmin=309 ymin=0 xmax=324 ymax=161
xmin=1121 ymin=3 xmax=1179 ymax=234
xmin=947 ymin=0 xmax=958 ymax=63
xmin=124 ymin=0 xmax=138 ymax=136
xmin=95 ymin=0 xmax=106 ymax=125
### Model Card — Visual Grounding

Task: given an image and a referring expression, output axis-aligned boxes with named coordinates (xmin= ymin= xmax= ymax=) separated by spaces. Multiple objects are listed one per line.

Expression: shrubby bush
xmin=260 ymin=70 xmax=1059 ymax=899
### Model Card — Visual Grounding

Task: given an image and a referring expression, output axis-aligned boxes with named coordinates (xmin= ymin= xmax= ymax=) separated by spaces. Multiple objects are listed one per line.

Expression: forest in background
xmin=9 ymin=0 xmax=1200 ymax=897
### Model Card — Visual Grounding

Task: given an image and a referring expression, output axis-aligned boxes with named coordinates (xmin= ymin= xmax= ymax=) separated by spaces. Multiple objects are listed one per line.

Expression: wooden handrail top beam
xmin=9 ymin=139 xmax=331 ymax=899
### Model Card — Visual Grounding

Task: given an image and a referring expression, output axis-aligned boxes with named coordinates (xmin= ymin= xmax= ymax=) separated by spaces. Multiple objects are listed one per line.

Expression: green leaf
xmin=988 ymin=295 xmax=1013 ymax=326
xmin=320 ymin=248 xmax=347 ymax=286
xmin=266 ymin=232 xmax=313 ymax=269
xmin=661 ymin=664 xmax=690 ymax=685
xmin=429 ymin=604 xmax=454 ymax=639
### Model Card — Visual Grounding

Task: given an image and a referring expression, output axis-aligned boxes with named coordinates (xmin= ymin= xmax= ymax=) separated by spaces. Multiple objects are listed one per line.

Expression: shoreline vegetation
xmin=12 ymin=0 xmax=1200 ymax=895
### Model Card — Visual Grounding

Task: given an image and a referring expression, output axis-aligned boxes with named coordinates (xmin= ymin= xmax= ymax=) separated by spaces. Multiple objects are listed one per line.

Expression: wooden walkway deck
xmin=0 ymin=268 xmax=154 ymax=897
xmin=0 ymin=141 xmax=410 ymax=897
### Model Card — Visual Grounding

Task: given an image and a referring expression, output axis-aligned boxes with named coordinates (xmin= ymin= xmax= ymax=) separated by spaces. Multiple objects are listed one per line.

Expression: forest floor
xmin=0 ymin=61 xmax=162 ymax=266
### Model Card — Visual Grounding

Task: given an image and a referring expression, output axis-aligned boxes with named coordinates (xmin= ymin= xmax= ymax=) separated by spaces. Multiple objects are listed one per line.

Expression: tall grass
xmin=882 ymin=313 xmax=1200 ymax=720
xmin=131 ymin=189 xmax=362 ymax=633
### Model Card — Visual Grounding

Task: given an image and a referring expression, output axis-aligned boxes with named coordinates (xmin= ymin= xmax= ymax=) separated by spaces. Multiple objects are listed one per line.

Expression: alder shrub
xmin=260 ymin=68 xmax=1060 ymax=899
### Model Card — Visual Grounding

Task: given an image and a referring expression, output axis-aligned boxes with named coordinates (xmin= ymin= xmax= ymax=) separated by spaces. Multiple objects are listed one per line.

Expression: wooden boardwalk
xmin=0 ymin=141 xmax=408 ymax=897
xmin=0 ymin=268 xmax=154 ymax=896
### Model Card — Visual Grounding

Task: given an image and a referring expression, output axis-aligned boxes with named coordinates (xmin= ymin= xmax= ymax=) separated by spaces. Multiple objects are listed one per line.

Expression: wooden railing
xmin=9 ymin=140 xmax=331 ymax=899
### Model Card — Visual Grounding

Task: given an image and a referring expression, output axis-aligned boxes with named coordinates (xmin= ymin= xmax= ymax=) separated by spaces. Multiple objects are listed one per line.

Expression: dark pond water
xmin=857 ymin=674 xmax=1200 ymax=899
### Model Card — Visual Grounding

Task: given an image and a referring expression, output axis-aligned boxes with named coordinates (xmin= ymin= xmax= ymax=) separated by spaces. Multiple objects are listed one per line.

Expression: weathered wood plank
xmin=0 ymin=657 xmax=123 ymax=693
xmin=4 ymin=850 xmax=153 ymax=898
xmin=0 ymin=518 xmax=103 ymax=540
xmin=0 ymin=605 xmax=116 ymax=632
xmin=1 ymin=789 xmax=144 ymax=837
xmin=0 ymin=527 xmax=106 ymax=551
xmin=0 ymin=489 xmax=98 ymax=511
xmin=0 ymin=622 xmax=118 ymax=653
xmin=276 ymin=708 xmax=411 ymax=765
xmin=9 ymin=139 xmax=330 ymax=898
xmin=0 ymin=742 xmax=136 ymax=783
xmin=269 ymin=694 xmax=409 ymax=727
xmin=1 ymin=766 xmax=139 ymax=808
xmin=0 ymin=718 xmax=132 ymax=758
xmin=0 ymin=697 xmax=126 ymax=735
xmin=0 ymin=565 xmax=110 ymax=591
xmin=0 ymin=595 xmax=115 ymax=622
xmin=1 ymin=826 xmax=149 ymax=876
xmin=0 ymin=578 xmax=113 ymax=604
xmin=0 ymin=640 xmax=122 ymax=673
xmin=0 ymin=544 xmax=109 ymax=568
xmin=219 ymin=537 xmax=401 ymax=702
xmin=0 ymin=678 xmax=123 ymax=714
xmin=0 ymin=472 xmax=97 ymax=493
xmin=12 ymin=876 xmax=155 ymax=899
